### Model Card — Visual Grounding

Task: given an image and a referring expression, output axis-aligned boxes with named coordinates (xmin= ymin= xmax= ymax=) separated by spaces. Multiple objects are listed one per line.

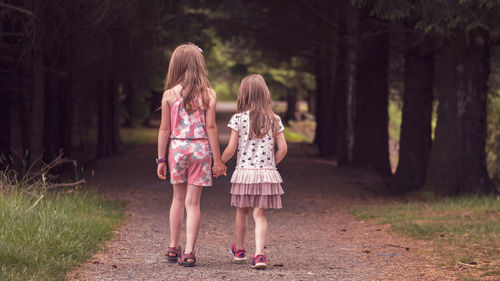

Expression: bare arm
xmin=222 ymin=129 xmax=239 ymax=163
xmin=157 ymin=91 xmax=171 ymax=180
xmin=275 ymin=132 xmax=287 ymax=165
xmin=206 ymin=90 xmax=226 ymax=176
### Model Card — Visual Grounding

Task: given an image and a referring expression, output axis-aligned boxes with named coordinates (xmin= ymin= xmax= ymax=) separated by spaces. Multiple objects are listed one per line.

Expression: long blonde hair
xmin=237 ymin=74 xmax=280 ymax=139
xmin=164 ymin=43 xmax=211 ymax=113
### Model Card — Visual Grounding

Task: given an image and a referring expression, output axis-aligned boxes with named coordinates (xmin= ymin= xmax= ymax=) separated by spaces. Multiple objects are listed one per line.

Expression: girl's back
xmin=228 ymin=111 xmax=284 ymax=169
xmin=169 ymin=85 xmax=207 ymax=140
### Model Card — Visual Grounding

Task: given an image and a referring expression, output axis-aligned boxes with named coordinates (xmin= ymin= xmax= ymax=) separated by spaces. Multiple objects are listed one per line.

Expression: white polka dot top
xmin=227 ymin=111 xmax=285 ymax=169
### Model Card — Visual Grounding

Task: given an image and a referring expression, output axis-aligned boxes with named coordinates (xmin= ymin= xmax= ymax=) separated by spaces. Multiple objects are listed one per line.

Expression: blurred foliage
xmin=205 ymin=35 xmax=315 ymax=101
xmin=353 ymin=0 xmax=500 ymax=36
xmin=284 ymin=120 xmax=316 ymax=144
xmin=121 ymin=127 xmax=158 ymax=146
xmin=388 ymin=101 xmax=402 ymax=143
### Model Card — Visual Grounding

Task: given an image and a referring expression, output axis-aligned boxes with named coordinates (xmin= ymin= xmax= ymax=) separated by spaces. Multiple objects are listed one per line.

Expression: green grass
xmin=349 ymin=195 xmax=500 ymax=278
xmin=284 ymin=128 xmax=311 ymax=143
xmin=0 ymin=190 xmax=126 ymax=281
xmin=284 ymin=120 xmax=315 ymax=143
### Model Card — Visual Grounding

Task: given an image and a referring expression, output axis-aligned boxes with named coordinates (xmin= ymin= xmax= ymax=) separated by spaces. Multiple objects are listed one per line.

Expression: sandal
xmin=178 ymin=251 xmax=196 ymax=267
xmin=166 ymin=246 xmax=181 ymax=262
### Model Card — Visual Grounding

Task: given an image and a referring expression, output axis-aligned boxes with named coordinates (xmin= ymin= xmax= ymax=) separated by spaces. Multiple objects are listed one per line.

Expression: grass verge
xmin=284 ymin=120 xmax=315 ymax=143
xmin=349 ymin=195 xmax=500 ymax=279
xmin=0 ymin=190 xmax=126 ymax=281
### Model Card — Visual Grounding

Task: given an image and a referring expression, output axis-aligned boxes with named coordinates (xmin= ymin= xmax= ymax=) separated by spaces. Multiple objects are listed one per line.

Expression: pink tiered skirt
xmin=230 ymin=168 xmax=284 ymax=209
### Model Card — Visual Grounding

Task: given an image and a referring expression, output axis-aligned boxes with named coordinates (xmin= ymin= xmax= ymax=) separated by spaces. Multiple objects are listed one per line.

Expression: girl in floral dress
xmin=157 ymin=43 xmax=226 ymax=267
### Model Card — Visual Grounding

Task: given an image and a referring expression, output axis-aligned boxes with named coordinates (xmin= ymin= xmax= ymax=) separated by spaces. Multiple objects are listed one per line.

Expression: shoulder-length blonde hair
xmin=237 ymin=74 xmax=280 ymax=139
xmin=164 ymin=43 xmax=211 ymax=113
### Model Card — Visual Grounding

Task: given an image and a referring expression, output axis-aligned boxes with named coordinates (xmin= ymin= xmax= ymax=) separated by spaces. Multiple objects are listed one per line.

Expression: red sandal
xmin=178 ymin=251 xmax=196 ymax=267
xmin=166 ymin=246 xmax=181 ymax=262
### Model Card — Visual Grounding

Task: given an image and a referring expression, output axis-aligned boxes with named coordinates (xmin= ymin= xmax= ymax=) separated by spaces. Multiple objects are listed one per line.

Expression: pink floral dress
xmin=168 ymin=87 xmax=212 ymax=187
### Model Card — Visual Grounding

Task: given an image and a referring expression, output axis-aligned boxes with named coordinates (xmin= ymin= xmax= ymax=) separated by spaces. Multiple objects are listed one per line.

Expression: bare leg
xmin=169 ymin=183 xmax=187 ymax=253
xmin=253 ymin=207 xmax=267 ymax=256
xmin=184 ymin=183 xmax=203 ymax=256
xmin=235 ymin=207 xmax=250 ymax=249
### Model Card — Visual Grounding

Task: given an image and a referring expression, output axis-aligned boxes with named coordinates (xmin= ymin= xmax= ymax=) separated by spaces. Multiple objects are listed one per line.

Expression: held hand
xmin=157 ymin=162 xmax=167 ymax=180
xmin=212 ymin=161 xmax=227 ymax=178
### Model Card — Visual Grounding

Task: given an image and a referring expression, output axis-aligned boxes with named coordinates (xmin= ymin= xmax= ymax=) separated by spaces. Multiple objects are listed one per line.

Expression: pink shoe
xmin=230 ymin=243 xmax=247 ymax=261
xmin=251 ymin=254 xmax=266 ymax=269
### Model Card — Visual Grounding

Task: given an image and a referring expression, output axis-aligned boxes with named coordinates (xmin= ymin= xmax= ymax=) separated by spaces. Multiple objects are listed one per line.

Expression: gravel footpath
xmin=70 ymin=112 xmax=460 ymax=281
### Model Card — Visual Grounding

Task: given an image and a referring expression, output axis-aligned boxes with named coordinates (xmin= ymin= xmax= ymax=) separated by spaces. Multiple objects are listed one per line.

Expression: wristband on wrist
xmin=156 ymin=158 xmax=167 ymax=164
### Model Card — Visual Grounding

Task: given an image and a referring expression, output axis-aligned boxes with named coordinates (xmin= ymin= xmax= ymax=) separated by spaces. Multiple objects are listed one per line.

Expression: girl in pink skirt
xmin=220 ymin=74 xmax=288 ymax=269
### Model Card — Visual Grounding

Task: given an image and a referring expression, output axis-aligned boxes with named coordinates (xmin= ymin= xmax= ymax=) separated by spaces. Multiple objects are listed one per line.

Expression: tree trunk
xmin=352 ymin=20 xmax=391 ymax=176
xmin=123 ymin=80 xmax=139 ymax=127
xmin=314 ymin=32 xmax=338 ymax=157
xmin=284 ymin=88 xmax=297 ymax=124
xmin=345 ymin=3 xmax=358 ymax=163
xmin=390 ymin=39 xmax=434 ymax=193
xmin=307 ymin=90 xmax=315 ymax=115
xmin=333 ymin=0 xmax=350 ymax=165
xmin=43 ymin=73 xmax=63 ymax=161
xmin=0 ymin=84 xmax=10 ymax=162
xmin=98 ymin=77 xmax=120 ymax=158
xmin=425 ymin=29 xmax=494 ymax=195
xmin=30 ymin=34 xmax=45 ymax=165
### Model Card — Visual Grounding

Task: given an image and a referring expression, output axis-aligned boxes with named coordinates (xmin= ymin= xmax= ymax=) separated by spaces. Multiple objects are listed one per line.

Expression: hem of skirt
xmin=170 ymin=180 xmax=212 ymax=187
xmin=231 ymin=194 xmax=282 ymax=209
xmin=230 ymin=203 xmax=282 ymax=209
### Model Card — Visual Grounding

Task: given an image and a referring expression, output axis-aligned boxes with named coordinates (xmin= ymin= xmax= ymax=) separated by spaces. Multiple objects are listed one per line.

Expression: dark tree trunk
xmin=98 ymin=77 xmax=120 ymax=158
xmin=43 ymin=73 xmax=64 ymax=161
xmin=425 ymin=29 xmax=494 ymax=195
xmin=390 ymin=39 xmax=434 ymax=193
xmin=112 ymin=79 xmax=121 ymax=151
xmin=0 ymin=93 xmax=10 ymax=162
xmin=314 ymin=46 xmax=324 ymax=144
xmin=284 ymin=88 xmax=297 ymax=124
xmin=352 ymin=20 xmax=391 ymax=176
xmin=10 ymin=86 xmax=30 ymax=171
xmin=307 ymin=90 xmax=315 ymax=115
xmin=314 ymin=38 xmax=337 ymax=157
xmin=123 ymin=80 xmax=138 ymax=127
xmin=30 ymin=36 xmax=45 ymax=165
xmin=345 ymin=3 xmax=358 ymax=163
xmin=333 ymin=0 xmax=349 ymax=165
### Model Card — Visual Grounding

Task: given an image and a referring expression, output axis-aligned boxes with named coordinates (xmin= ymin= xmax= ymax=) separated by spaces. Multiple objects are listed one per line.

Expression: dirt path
xmin=71 ymin=111 xmax=460 ymax=281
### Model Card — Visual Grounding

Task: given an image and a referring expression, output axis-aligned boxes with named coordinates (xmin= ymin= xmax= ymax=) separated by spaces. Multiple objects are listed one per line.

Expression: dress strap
xmin=172 ymin=87 xmax=183 ymax=101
